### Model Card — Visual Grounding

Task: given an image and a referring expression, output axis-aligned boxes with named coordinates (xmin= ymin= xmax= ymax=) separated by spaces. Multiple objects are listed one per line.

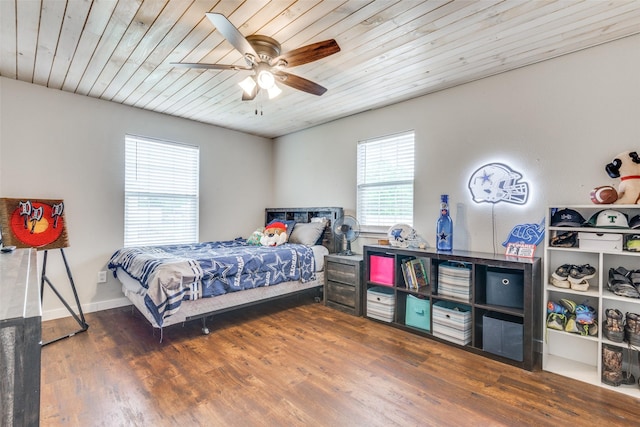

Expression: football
xmin=590 ymin=185 xmax=618 ymax=204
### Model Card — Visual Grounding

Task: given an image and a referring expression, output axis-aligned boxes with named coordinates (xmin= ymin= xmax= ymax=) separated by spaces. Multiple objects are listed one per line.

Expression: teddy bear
xmin=604 ymin=151 xmax=640 ymax=204
xmin=259 ymin=221 xmax=288 ymax=247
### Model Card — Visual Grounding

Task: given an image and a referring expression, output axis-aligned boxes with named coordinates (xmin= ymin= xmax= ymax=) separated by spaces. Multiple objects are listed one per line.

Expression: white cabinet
xmin=544 ymin=205 xmax=640 ymax=398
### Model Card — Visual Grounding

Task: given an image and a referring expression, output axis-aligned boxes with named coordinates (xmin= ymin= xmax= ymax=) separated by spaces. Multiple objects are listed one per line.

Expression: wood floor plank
xmin=40 ymin=294 xmax=640 ymax=426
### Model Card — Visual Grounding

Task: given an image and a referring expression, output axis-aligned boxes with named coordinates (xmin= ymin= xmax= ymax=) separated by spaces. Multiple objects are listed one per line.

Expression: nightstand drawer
xmin=326 ymin=281 xmax=356 ymax=307
xmin=326 ymin=261 xmax=357 ymax=285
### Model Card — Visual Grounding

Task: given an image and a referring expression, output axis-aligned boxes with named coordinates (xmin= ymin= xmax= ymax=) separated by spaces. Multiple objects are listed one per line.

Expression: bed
xmin=108 ymin=207 xmax=343 ymax=337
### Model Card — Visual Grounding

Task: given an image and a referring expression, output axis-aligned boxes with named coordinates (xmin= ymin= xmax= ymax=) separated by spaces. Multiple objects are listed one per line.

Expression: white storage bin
xmin=432 ymin=301 xmax=471 ymax=345
xmin=438 ymin=262 xmax=472 ymax=301
xmin=578 ymin=232 xmax=622 ymax=252
xmin=367 ymin=286 xmax=395 ymax=322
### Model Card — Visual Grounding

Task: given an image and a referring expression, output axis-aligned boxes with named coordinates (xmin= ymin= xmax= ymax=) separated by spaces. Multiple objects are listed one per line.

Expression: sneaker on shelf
xmin=552 ymin=264 xmax=573 ymax=281
xmin=576 ymin=304 xmax=596 ymax=325
xmin=568 ymin=264 xmax=596 ymax=283
xmin=570 ymin=279 xmax=590 ymax=292
xmin=550 ymin=231 xmax=578 ymax=248
xmin=547 ymin=301 xmax=566 ymax=314
xmin=550 ymin=276 xmax=570 ymax=289
xmin=626 ymin=234 xmax=640 ymax=252
xmin=559 ymin=298 xmax=577 ymax=314
xmin=547 ymin=312 xmax=566 ymax=331
xmin=607 ymin=268 xmax=640 ymax=298
xmin=565 ymin=315 xmax=584 ymax=334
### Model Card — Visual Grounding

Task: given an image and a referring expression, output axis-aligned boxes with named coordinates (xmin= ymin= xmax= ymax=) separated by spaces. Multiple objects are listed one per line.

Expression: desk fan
xmin=333 ymin=215 xmax=360 ymax=255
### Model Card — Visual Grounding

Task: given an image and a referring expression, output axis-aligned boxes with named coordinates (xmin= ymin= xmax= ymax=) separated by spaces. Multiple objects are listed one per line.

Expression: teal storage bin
xmin=405 ymin=294 xmax=430 ymax=331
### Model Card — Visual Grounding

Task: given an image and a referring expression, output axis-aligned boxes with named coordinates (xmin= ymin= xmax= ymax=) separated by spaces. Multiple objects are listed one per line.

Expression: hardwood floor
xmin=40 ymin=294 xmax=639 ymax=426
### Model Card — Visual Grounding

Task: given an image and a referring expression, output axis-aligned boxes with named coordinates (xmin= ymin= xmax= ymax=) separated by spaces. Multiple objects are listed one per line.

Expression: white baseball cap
xmin=592 ymin=209 xmax=629 ymax=228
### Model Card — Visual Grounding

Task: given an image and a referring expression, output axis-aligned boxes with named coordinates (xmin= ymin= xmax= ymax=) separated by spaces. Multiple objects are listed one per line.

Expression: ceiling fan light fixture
xmin=267 ymin=84 xmax=282 ymax=99
xmin=239 ymin=76 xmax=256 ymax=95
xmin=257 ymin=69 xmax=275 ymax=90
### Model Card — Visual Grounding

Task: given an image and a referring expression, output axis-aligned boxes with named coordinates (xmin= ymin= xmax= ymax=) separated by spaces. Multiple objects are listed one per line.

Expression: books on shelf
xmin=401 ymin=258 xmax=428 ymax=290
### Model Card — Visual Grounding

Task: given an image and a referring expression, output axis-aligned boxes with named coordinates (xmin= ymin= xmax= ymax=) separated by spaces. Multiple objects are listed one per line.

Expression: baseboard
xmin=42 ymin=296 xmax=132 ymax=321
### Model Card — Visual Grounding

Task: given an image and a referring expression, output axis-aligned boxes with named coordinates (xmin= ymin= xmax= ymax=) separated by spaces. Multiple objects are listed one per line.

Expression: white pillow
xmin=289 ymin=222 xmax=326 ymax=246
xmin=311 ymin=216 xmax=328 ymax=224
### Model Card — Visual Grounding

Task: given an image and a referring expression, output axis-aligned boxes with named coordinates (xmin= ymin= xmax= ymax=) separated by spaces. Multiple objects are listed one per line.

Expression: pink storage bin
xmin=369 ymin=255 xmax=394 ymax=286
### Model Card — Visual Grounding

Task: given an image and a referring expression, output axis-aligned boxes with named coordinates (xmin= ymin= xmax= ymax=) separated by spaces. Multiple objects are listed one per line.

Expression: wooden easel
xmin=40 ymin=248 xmax=89 ymax=346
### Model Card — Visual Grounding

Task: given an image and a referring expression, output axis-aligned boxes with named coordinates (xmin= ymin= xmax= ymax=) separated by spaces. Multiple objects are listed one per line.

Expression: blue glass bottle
xmin=436 ymin=194 xmax=453 ymax=251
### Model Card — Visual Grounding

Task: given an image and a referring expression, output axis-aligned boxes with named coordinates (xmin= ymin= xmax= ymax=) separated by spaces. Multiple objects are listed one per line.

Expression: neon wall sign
xmin=468 ymin=162 xmax=529 ymax=205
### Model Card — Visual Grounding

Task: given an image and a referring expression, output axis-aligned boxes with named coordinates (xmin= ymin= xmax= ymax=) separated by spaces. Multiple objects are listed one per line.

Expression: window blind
xmin=357 ymin=131 xmax=414 ymax=231
xmin=124 ymin=135 xmax=199 ymax=247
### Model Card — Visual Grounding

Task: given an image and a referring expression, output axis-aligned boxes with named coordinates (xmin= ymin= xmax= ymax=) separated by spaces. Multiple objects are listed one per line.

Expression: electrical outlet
xmin=98 ymin=271 xmax=107 ymax=283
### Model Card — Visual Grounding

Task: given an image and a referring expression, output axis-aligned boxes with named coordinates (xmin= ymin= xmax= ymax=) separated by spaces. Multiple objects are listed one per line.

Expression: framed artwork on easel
xmin=0 ymin=198 xmax=69 ymax=250
xmin=0 ymin=197 xmax=87 ymax=345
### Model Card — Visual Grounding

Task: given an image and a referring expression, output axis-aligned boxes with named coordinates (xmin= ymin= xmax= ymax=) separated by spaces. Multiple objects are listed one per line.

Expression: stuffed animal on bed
xmin=260 ymin=221 xmax=288 ymax=247
xmin=246 ymin=228 xmax=264 ymax=245
xmin=600 ymin=151 xmax=640 ymax=204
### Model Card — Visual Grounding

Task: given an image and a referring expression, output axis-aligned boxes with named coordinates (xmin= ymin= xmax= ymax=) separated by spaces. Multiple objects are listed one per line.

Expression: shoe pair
xmin=607 ymin=267 xmax=640 ymax=298
xmin=548 ymin=298 xmax=597 ymax=336
xmin=565 ymin=315 xmax=598 ymax=336
xmin=551 ymin=264 xmax=596 ymax=291
xmin=550 ymin=231 xmax=577 ymax=248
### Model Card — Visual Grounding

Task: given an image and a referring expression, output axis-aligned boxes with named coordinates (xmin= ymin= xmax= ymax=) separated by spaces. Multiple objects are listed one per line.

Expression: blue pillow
xmin=267 ymin=219 xmax=296 ymax=238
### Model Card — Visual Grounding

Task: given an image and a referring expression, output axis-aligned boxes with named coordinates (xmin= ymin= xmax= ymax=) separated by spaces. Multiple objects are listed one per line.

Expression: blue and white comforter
xmin=107 ymin=239 xmax=315 ymax=326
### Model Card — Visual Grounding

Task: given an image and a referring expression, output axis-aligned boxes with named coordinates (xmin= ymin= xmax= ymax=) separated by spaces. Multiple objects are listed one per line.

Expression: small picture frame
xmin=505 ymin=242 xmax=536 ymax=258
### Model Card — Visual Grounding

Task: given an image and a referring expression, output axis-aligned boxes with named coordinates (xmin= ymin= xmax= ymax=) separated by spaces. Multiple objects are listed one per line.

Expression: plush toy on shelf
xmin=591 ymin=151 xmax=640 ymax=205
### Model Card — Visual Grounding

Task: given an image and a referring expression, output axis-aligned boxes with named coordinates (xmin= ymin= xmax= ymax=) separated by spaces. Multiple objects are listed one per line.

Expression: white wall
xmin=0 ymin=78 xmax=272 ymax=319
xmin=273 ymin=34 xmax=640 ymax=254
xmin=2 ymin=33 xmax=638 ymax=319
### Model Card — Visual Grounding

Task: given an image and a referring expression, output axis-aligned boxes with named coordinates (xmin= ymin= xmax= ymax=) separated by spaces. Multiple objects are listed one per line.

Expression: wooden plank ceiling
xmin=1 ymin=0 xmax=639 ymax=139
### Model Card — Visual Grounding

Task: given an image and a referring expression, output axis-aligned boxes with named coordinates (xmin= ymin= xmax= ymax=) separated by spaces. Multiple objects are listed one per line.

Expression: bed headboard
xmin=265 ymin=207 xmax=344 ymax=253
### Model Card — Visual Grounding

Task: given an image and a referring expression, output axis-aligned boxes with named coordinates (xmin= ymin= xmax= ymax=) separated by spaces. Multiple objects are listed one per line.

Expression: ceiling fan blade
xmin=274 ymin=39 xmax=340 ymax=68
xmin=206 ymin=13 xmax=259 ymax=60
xmin=274 ymin=72 xmax=327 ymax=96
xmin=170 ymin=62 xmax=252 ymax=71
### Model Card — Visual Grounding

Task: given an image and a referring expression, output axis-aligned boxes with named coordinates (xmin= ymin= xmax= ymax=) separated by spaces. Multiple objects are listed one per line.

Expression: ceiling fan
xmin=171 ymin=13 xmax=340 ymax=101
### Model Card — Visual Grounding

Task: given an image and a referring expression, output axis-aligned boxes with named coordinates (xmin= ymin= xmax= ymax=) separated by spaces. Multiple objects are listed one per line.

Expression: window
xmin=124 ymin=135 xmax=199 ymax=247
xmin=357 ymin=131 xmax=414 ymax=232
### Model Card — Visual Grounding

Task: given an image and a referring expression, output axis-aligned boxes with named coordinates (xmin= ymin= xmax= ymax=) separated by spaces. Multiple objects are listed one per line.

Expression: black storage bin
xmin=483 ymin=312 xmax=523 ymax=361
xmin=486 ymin=267 xmax=523 ymax=309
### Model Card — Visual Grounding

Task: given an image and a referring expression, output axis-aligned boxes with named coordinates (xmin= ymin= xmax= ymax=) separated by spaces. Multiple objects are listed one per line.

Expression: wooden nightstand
xmin=324 ymin=254 xmax=363 ymax=316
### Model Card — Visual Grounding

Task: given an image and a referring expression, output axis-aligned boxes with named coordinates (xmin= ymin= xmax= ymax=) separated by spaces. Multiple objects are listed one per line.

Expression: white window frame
xmin=124 ymin=135 xmax=199 ymax=247
xmin=357 ymin=130 xmax=415 ymax=233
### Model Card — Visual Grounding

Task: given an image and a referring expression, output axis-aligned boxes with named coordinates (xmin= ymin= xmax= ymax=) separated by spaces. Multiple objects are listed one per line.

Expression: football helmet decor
xmin=468 ymin=163 xmax=529 ymax=205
